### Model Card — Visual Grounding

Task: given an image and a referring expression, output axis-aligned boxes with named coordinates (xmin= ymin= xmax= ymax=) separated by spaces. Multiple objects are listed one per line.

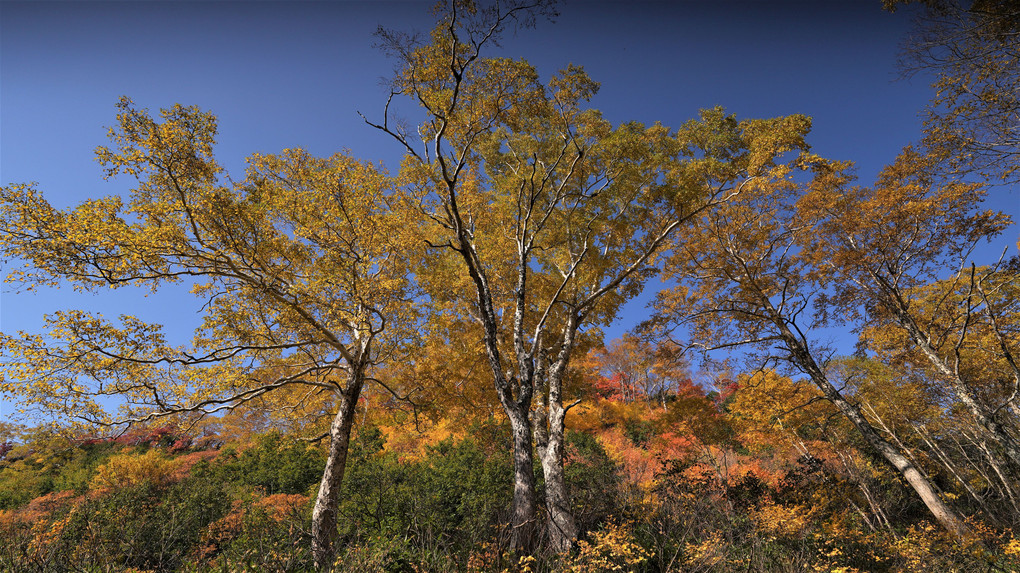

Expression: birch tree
xmin=647 ymin=157 xmax=976 ymax=539
xmin=797 ymin=148 xmax=1020 ymax=478
xmin=0 ymin=100 xmax=420 ymax=569
xmin=369 ymin=0 xmax=816 ymax=550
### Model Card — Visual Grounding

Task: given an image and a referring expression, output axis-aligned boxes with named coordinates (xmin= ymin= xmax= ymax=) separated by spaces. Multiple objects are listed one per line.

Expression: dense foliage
xmin=2 ymin=380 xmax=1019 ymax=572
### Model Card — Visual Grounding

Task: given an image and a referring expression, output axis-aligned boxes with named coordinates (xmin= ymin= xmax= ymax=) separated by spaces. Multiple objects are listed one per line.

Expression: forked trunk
xmin=311 ymin=374 xmax=364 ymax=570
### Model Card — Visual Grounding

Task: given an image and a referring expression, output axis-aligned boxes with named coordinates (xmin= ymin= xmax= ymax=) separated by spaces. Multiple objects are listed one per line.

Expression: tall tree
xmin=0 ymin=100 xmax=419 ymax=569
xmin=369 ymin=0 xmax=813 ymax=551
xmin=797 ymin=148 xmax=1020 ymax=477
xmin=647 ymin=157 xmax=976 ymax=539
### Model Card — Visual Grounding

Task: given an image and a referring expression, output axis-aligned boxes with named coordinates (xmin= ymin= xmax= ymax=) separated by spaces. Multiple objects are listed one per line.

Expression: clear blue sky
xmin=2 ymin=1 xmax=1017 ymax=419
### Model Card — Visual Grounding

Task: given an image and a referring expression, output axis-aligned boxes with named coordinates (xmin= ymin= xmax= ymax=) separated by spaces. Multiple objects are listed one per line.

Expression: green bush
xmin=204 ymin=490 xmax=313 ymax=572
xmin=0 ymin=434 xmax=118 ymax=510
xmin=208 ymin=431 xmax=326 ymax=495
xmin=563 ymin=430 xmax=622 ymax=535
xmin=336 ymin=427 xmax=512 ymax=566
xmin=63 ymin=476 xmax=232 ymax=572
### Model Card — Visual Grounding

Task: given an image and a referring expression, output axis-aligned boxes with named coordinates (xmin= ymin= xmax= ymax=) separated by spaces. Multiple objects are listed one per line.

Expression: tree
xmin=0 ymin=100 xmax=420 ymax=569
xmin=584 ymin=334 xmax=690 ymax=408
xmin=647 ymin=157 xmax=976 ymax=539
xmin=368 ymin=0 xmax=815 ymax=550
xmin=797 ymin=147 xmax=1020 ymax=477
xmin=890 ymin=0 xmax=1020 ymax=180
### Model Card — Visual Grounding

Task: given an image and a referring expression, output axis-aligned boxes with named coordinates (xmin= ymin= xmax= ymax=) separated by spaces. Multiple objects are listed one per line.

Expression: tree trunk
xmin=539 ymin=397 xmax=578 ymax=553
xmin=311 ymin=372 xmax=364 ymax=571
xmin=506 ymin=403 xmax=539 ymax=553
xmin=879 ymin=276 xmax=1020 ymax=475
xmin=781 ymin=329 xmax=974 ymax=540
xmin=754 ymin=288 xmax=973 ymax=538
xmin=825 ymin=378 xmax=972 ymax=537
xmin=907 ymin=321 xmax=1020 ymax=474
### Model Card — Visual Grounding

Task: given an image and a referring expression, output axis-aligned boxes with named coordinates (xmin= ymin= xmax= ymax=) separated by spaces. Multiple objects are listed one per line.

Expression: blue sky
xmin=2 ymin=1 xmax=1017 ymax=419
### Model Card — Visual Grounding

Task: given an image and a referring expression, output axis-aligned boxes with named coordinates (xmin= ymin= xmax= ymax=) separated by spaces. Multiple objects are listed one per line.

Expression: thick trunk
xmin=311 ymin=374 xmax=364 ymax=570
xmin=539 ymin=398 xmax=577 ymax=553
xmin=506 ymin=405 xmax=539 ymax=553
xmin=893 ymin=449 xmax=972 ymax=538
xmin=538 ymin=320 xmax=580 ymax=552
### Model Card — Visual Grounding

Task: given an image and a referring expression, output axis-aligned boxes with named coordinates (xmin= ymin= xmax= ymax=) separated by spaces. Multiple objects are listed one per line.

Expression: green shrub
xmin=336 ymin=427 xmax=512 ymax=566
xmin=564 ymin=430 xmax=622 ymax=534
xmin=208 ymin=431 xmax=326 ymax=495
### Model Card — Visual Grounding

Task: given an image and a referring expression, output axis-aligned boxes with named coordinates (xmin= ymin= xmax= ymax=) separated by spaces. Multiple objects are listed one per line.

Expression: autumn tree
xmin=798 ymin=148 xmax=1020 ymax=478
xmin=367 ymin=0 xmax=816 ymax=551
xmin=890 ymin=0 xmax=1020 ymax=180
xmin=0 ymin=100 xmax=420 ymax=569
xmin=647 ymin=157 xmax=976 ymax=539
xmin=584 ymin=334 xmax=691 ymax=408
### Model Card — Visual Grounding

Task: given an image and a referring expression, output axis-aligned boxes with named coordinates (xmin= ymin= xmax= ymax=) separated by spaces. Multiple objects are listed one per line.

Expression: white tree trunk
xmin=311 ymin=372 xmax=364 ymax=570
xmin=539 ymin=397 xmax=578 ymax=553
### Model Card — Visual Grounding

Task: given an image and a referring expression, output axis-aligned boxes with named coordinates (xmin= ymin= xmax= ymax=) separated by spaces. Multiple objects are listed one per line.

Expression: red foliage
xmin=712 ymin=379 xmax=739 ymax=407
xmin=593 ymin=373 xmax=629 ymax=401
xmin=78 ymin=424 xmax=196 ymax=451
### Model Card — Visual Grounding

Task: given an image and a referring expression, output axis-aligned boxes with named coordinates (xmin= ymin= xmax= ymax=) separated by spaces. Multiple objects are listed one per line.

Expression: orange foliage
xmin=198 ymin=492 xmax=309 ymax=560
xmin=595 ymin=426 xmax=658 ymax=491
xmin=169 ymin=449 xmax=219 ymax=481
xmin=257 ymin=493 xmax=310 ymax=522
xmin=377 ymin=416 xmax=468 ymax=463
xmin=0 ymin=490 xmax=79 ymax=528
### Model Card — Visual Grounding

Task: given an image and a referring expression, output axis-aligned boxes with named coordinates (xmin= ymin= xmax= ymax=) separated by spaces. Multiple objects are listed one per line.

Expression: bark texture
xmin=311 ymin=371 xmax=364 ymax=570
xmin=507 ymin=407 xmax=539 ymax=552
xmin=539 ymin=397 xmax=577 ymax=553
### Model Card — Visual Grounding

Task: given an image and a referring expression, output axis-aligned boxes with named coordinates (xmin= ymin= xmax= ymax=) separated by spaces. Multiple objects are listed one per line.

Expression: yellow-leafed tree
xmin=0 ymin=99 xmax=421 ymax=568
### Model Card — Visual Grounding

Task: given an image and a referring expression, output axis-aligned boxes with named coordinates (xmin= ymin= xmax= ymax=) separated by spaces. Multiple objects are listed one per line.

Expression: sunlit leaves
xmin=0 ymin=99 xmax=419 ymax=431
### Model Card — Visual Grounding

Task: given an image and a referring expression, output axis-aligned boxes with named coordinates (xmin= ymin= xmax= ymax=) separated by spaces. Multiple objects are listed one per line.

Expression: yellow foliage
xmin=378 ymin=416 xmax=465 ymax=462
xmin=26 ymin=511 xmax=75 ymax=561
xmin=683 ymin=531 xmax=726 ymax=570
xmin=728 ymin=370 xmax=831 ymax=453
xmin=1005 ymin=535 xmax=1020 ymax=556
xmin=561 ymin=521 xmax=650 ymax=573
xmin=884 ymin=522 xmax=989 ymax=573
xmin=750 ymin=499 xmax=813 ymax=539
xmin=90 ymin=448 xmax=182 ymax=490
